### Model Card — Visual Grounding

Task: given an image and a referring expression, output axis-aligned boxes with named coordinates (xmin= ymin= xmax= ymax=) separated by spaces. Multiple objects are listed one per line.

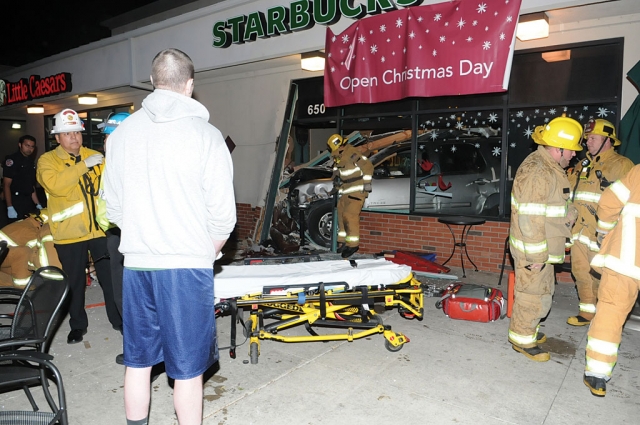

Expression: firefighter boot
xmin=537 ymin=332 xmax=547 ymax=344
xmin=567 ymin=315 xmax=591 ymax=326
xmin=584 ymin=374 xmax=606 ymax=397
xmin=512 ymin=344 xmax=550 ymax=362
xmin=341 ymin=245 xmax=359 ymax=258
xmin=336 ymin=243 xmax=346 ymax=254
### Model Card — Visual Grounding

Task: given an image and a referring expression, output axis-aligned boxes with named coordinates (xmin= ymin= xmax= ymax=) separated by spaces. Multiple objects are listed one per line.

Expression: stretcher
xmin=214 ymin=259 xmax=424 ymax=364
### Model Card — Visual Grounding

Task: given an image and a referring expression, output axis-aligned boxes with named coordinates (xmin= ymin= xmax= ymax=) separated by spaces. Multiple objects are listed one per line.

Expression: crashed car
xmin=286 ymin=131 xmax=505 ymax=248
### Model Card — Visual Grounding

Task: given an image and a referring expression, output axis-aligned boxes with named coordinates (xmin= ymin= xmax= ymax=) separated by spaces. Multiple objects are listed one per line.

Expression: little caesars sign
xmin=213 ymin=0 xmax=423 ymax=47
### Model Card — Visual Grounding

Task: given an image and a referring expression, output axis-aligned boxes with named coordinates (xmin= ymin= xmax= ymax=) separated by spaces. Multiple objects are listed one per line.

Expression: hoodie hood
xmin=142 ymin=89 xmax=210 ymax=124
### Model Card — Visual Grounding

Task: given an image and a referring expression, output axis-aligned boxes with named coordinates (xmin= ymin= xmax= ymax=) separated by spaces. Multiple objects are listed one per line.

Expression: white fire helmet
xmin=51 ymin=109 xmax=85 ymax=134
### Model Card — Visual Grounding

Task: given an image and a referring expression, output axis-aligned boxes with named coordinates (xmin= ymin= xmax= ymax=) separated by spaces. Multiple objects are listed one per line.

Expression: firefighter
xmin=327 ymin=134 xmax=373 ymax=258
xmin=584 ymin=164 xmax=640 ymax=396
xmin=508 ymin=117 xmax=583 ymax=362
xmin=37 ymin=108 xmax=120 ymax=344
xmin=567 ymin=119 xmax=633 ymax=326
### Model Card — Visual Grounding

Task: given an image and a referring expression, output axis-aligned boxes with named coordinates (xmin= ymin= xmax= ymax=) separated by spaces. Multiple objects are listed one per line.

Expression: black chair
xmin=0 ymin=265 xmax=70 ymax=425
xmin=498 ymin=236 xmax=572 ymax=286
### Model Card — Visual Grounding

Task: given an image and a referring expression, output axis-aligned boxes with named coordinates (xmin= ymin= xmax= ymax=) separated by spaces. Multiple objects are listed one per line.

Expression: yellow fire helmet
xmin=583 ymin=118 xmax=621 ymax=146
xmin=532 ymin=117 xmax=583 ymax=151
xmin=327 ymin=133 xmax=346 ymax=153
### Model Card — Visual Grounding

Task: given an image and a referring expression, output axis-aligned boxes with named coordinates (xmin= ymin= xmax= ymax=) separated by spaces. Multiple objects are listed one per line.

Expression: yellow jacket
xmin=510 ymin=146 xmax=575 ymax=264
xmin=332 ymin=144 xmax=374 ymax=197
xmin=568 ymin=148 xmax=633 ymax=251
xmin=592 ymin=164 xmax=640 ymax=279
xmin=36 ymin=146 xmax=106 ymax=244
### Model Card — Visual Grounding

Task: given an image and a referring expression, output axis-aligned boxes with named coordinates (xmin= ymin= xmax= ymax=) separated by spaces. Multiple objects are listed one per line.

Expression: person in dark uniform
xmin=3 ymin=135 xmax=42 ymax=223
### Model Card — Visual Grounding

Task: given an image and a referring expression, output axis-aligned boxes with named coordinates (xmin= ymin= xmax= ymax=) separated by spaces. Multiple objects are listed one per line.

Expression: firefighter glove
xmin=84 ymin=154 xmax=104 ymax=168
xmin=596 ymin=232 xmax=605 ymax=248
xmin=36 ymin=204 xmax=43 ymax=210
xmin=364 ymin=183 xmax=372 ymax=192
xmin=7 ymin=206 xmax=17 ymax=219
xmin=566 ymin=205 xmax=578 ymax=228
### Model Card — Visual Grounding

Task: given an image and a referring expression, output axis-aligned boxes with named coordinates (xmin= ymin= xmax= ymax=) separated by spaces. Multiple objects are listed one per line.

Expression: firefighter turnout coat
xmin=508 ymin=146 xmax=575 ymax=347
xmin=332 ymin=144 xmax=373 ymax=247
xmin=36 ymin=146 xmax=106 ymax=244
xmin=567 ymin=149 xmax=633 ymax=318
xmin=586 ymin=164 xmax=640 ymax=378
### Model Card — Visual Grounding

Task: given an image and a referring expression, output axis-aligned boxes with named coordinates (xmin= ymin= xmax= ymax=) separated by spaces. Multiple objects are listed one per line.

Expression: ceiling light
xmin=27 ymin=105 xmax=44 ymax=114
xmin=542 ymin=49 xmax=571 ymax=62
xmin=12 ymin=123 xmax=22 ymax=129
xmin=78 ymin=93 xmax=98 ymax=105
xmin=516 ymin=12 xmax=549 ymax=41
xmin=301 ymin=51 xmax=325 ymax=72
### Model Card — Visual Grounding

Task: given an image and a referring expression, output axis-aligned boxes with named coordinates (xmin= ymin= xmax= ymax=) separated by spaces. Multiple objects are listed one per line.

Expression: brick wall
xmin=235 ymin=203 xmax=262 ymax=241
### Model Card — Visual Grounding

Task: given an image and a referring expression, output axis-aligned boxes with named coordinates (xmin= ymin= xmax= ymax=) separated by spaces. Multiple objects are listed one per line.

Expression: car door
xmin=364 ymin=146 xmax=412 ymax=212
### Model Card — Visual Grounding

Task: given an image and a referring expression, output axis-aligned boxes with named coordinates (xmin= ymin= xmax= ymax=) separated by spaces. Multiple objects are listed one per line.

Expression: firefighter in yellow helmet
xmin=566 ymin=119 xmax=633 ymax=327
xmin=508 ymin=117 xmax=582 ymax=362
xmin=327 ymin=134 xmax=373 ymax=258
xmin=584 ymin=163 xmax=640 ymax=397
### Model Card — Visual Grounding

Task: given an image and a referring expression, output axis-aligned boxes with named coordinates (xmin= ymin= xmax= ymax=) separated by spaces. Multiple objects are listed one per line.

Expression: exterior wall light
xmin=542 ymin=49 xmax=571 ymax=62
xmin=516 ymin=12 xmax=549 ymax=41
xmin=12 ymin=123 xmax=22 ymax=129
xmin=78 ymin=93 xmax=98 ymax=105
xmin=301 ymin=51 xmax=325 ymax=72
xmin=27 ymin=105 xmax=45 ymax=114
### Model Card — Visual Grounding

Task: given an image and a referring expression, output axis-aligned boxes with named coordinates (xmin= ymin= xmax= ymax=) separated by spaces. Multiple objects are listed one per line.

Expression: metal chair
xmin=0 ymin=265 xmax=70 ymax=425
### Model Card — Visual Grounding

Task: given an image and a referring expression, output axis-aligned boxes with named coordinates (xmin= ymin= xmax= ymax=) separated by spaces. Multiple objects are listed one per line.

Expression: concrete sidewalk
xmin=2 ymin=259 xmax=639 ymax=424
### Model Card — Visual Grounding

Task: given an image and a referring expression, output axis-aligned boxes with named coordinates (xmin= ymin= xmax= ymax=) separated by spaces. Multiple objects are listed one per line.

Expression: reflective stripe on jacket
xmin=510 ymin=146 xmax=573 ymax=264
xmin=333 ymin=144 xmax=373 ymax=197
xmin=36 ymin=146 xmax=106 ymax=244
xmin=591 ymin=165 xmax=640 ymax=279
xmin=567 ymin=149 xmax=633 ymax=251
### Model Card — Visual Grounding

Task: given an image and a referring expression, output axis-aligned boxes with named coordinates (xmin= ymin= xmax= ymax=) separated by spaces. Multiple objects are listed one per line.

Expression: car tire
xmin=306 ymin=199 xmax=333 ymax=248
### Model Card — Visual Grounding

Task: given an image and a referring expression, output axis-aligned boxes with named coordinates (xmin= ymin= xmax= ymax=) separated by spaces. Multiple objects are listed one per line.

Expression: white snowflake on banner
xmin=473 ymin=20 xmax=478 ymax=26
xmin=358 ymin=35 xmax=366 ymax=44
xmin=489 ymin=113 xmax=498 ymax=122
xmin=466 ymin=36 xmax=473 ymax=42
xmin=396 ymin=18 xmax=403 ymax=28
xmin=492 ymin=147 xmax=501 ymax=156
xmin=485 ymin=26 xmax=489 ymax=31
xmin=381 ymin=56 xmax=386 ymax=63
xmin=403 ymin=47 xmax=407 ymax=54
xmin=499 ymin=32 xmax=505 ymax=40
xmin=483 ymin=41 xmax=491 ymax=50
xmin=445 ymin=22 xmax=449 ymax=27
xmin=494 ymin=11 xmax=499 ymax=16
xmin=549 ymin=108 xmax=556 ymax=115
xmin=440 ymin=35 xmax=446 ymax=42
xmin=409 ymin=31 xmax=416 ymax=39
xmin=457 ymin=18 xmax=466 ymax=29
xmin=380 ymin=25 xmax=387 ymax=32
xmin=451 ymin=145 xmax=457 ymax=153
xmin=417 ymin=16 xmax=423 ymax=23
xmin=516 ymin=111 xmax=524 ymax=117
xmin=507 ymin=15 xmax=513 ymax=22
xmin=342 ymin=34 xmax=350 ymax=43
xmin=432 ymin=49 xmax=437 ymax=56
xmin=331 ymin=66 xmax=336 ymax=73
xmin=332 ymin=36 xmax=336 ymax=42
xmin=370 ymin=45 xmax=378 ymax=54
xmin=597 ymin=107 xmax=609 ymax=117
xmin=477 ymin=3 xmax=487 ymax=13
xmin=425 ymin=29 xmax=430 ymax=33
xmin=434 ymin=13 xmax=442 ymax=21
xmin=387 ymin=38 xmax=391 ymax=43
xmin=524 ymin=126 xmax=533 ymax=138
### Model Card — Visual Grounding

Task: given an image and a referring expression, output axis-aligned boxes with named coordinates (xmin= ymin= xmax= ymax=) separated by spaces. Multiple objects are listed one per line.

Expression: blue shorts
xmin=122 ymin=268 xmax=218 ymax=380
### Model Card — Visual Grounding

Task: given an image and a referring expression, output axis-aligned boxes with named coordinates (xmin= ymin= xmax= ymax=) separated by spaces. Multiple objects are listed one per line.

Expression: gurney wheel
xmin=384 ymin=339 xmax=404 ymax=353
xmin=250 ymin=342 xmax=259 ymax=364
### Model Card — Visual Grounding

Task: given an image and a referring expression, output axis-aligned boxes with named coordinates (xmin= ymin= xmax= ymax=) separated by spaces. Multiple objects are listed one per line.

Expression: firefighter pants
xmin=586 ymin=269 xmax=639 ymax=379
xmin=337 ymin=194 xmax=365 ymax=247
xmin=508 ymin=258 xmax=555 ymax=348
xmin=55 ymin=237 xmax=121 ymax=331
xmin=571 ymin=240 xmax=599 ymax=320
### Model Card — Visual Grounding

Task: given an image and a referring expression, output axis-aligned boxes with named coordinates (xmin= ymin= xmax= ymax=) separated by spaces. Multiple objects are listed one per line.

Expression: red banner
xmin=324 ymin=0 xmax=522 ymax=107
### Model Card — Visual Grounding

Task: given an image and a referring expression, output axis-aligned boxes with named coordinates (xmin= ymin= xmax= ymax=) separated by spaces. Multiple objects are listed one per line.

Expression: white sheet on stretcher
xmin=214 ymin=259 xmax=412 ymax=302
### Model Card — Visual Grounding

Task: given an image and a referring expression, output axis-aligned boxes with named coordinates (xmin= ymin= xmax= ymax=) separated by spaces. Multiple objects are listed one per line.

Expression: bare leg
xmin=174 ymin=375 xmax=203 ymax=425
xmin=124 ymin=367 xmax=152 ymax=420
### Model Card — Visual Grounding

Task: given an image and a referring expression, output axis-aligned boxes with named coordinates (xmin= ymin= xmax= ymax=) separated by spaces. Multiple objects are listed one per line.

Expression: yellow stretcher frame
xmin=215 ymin=274 xmax=424 ymax=364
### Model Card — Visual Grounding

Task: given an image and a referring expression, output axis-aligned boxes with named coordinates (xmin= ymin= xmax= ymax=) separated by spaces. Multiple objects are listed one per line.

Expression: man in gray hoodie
xmin=104 ymin=48 xmax=236 ymax=425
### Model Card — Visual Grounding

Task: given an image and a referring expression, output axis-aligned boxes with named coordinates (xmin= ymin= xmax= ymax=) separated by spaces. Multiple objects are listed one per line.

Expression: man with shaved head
xmin=104 ymin=48 xmax=236 ymax=425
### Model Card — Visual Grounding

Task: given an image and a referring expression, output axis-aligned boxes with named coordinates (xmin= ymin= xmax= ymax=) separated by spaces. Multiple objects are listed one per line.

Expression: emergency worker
xmin=584 ymin=164 xmax=640 ymax=397
xmin=36 ymin=108 xmax=121 ymax=344
xmin=328 ymin=134 xmax=373 ymax=258
xmin=508 ymin=117 xmax=583 ymax=362
xmin=567 ymin=119 xmax=633 ymax=326
xmin=3 ymin=135 xmax=43 ymax=222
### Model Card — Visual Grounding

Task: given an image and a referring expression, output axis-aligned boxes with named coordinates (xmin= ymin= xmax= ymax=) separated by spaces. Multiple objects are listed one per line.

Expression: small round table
xmin=438 ymin=216 xmax=486 ymax=278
